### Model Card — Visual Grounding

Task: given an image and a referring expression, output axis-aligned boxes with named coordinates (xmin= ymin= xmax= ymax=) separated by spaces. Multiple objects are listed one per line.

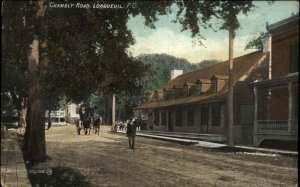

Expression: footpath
xmin=117 ymin=130 xmax=298 ymax=157
xmin=1 ymin=129 xmax=31 ymax=187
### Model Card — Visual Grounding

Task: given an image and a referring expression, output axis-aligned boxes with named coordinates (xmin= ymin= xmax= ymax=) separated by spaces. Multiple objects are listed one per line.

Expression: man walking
xmin=126 ymin=118 xmax=137 ymax=149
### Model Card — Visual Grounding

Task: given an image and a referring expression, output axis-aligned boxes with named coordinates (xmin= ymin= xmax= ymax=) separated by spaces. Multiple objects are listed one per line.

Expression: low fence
xmin=257 ymin=120 xmax=298 ymax=135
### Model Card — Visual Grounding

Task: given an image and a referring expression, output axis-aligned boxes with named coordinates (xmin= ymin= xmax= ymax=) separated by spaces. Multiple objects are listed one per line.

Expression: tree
xmin=244 ymin=32 xmax=268 ymax=51
xmin=21 ymin=0 xmax=49 ymax=162
xmin=2 ymin=0 xmax=148 ymax=162
xmin=2 ymin=1 xmax=28 ymax=128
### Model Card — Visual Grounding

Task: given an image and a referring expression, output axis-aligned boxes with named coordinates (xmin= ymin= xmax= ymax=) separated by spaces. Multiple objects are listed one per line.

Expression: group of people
xmin=76 ymin=105 xmax=103 ymax=135
xmin=76 ymin=104 xmax=141 ymax=150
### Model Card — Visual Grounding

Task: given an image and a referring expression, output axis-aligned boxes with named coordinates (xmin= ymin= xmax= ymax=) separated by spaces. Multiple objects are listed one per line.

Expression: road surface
xmin=26 ymin=125 xmax=298 ymax=187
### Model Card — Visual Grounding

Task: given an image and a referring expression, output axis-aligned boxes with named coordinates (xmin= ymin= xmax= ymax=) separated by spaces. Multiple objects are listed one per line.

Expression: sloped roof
xmin=196 ymin=79 xmax=211 ymax=84
xmin=164 ymin=50 xmax=266 ymax=89
xmin=135 ymin=92 xmax=227 ymax=109
xmin=211 ymin=75 xmax=229 ymax=80
xmin=183 ymin=82 xmax=196 ymax=86
xmin=135 ymin=50 xmax=268 ymax=110
xmin=267 ymin=13 xmax=299 ymax=35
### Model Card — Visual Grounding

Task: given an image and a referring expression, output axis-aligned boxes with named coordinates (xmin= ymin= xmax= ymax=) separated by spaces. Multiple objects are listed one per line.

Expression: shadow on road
xmin=27 ymin=166 xmax=92 ymax=187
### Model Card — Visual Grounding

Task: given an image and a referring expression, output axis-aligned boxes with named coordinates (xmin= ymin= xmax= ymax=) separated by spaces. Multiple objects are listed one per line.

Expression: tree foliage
xmin=244 ymin=32 xmax=268 ymax=51
xmin=2 ymin=1 xmax=27 ymax=111
xmin=136 ymin=53 xmax=220 ymax=92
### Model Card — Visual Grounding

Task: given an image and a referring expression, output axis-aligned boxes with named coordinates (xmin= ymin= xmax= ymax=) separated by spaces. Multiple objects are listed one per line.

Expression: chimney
xmin=262 ymin=35 xmax=270 ymax=53
xmin=170 ymin=69 xmax=183 ymax=80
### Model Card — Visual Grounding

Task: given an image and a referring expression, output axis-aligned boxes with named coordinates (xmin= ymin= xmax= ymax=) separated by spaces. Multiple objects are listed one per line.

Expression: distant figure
xmin=93 ymin=116 xmax=102 ymax=135
xmin=119 ymin=121 xmax=127 ymax=131
xmin=136 ymin=117 xmax=142 ymax=131
xmin=148 ymin=113 xmax=154 ymax=130
xmin=126 ymin=118 xmax=137 ymax=149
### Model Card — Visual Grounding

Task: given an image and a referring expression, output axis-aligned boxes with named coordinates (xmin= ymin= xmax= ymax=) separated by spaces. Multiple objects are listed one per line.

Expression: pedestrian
xmin=93 ymin=115 xmax=102 ymax=135
xmin=148 ymin=113 xmax=154 ymax=130
xmin=126 ymin=118 xmax=137 ymax=149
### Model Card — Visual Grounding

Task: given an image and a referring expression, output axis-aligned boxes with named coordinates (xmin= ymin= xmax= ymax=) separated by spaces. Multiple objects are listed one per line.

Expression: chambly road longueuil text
xmin=49 ymin=2 xmax=136 ymax=9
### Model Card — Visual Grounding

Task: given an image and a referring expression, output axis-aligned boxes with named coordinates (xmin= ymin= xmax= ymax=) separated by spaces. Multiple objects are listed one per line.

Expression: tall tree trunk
xmin=23 ymin=0 xmax=48 ymax=162
xmin=23 ymin=37 xmax=47 ymax=162
xmin=227 ymin=27 xmax=234 ymax=147
xmin=18 ymin=97 xmax=27 ymax=128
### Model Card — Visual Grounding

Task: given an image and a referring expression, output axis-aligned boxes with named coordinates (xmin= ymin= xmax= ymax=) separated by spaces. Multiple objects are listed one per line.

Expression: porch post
xmin=253 ymin=86 xmax=258 ymax=146
xmin=288 ymin=82 xmax=293 ymax=133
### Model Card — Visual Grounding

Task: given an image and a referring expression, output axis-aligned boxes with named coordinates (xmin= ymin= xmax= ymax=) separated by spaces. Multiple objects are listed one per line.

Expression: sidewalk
xmin=1 ymin=129 xmax=31 ymax=187
xmin=117 ymin=130 xmax=298 ymax=156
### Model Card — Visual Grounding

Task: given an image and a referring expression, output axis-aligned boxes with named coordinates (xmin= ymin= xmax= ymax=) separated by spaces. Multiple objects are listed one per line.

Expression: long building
xmin=135 ymin=50 xmax=269 ymax=145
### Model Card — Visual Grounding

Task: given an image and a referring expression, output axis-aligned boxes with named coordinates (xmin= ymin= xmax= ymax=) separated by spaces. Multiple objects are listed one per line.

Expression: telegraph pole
xmin=227 ymin=25 xmax=234 ymax=147
xmin=112 ymin=94 xmax=116 ymax=131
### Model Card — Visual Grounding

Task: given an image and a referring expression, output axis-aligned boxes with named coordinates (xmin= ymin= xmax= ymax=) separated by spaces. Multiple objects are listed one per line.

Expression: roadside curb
xmin=115 ymin=130 xmax=298 ymax=157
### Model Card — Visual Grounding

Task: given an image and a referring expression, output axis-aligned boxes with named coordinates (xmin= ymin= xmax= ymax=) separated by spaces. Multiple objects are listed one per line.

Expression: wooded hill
xmin=136 ymin=53 xmax=221 ymax=92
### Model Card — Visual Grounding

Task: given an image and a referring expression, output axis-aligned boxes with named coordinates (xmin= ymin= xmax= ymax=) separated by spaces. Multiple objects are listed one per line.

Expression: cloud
xmin=129 ymin=28 xmax=256 ymax=63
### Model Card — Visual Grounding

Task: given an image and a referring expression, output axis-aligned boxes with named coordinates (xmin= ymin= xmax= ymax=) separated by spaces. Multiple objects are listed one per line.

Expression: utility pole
xmin=112 ymin=94 xmax=116 ymax=131
xmin=227 ymin=26 xmax=234 ymax=147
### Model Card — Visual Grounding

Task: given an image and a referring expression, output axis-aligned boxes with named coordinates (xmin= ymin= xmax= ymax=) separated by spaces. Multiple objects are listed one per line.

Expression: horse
xmin=79 ymin=106 xmax=92 ymax=135
xmin=76 ymin=120 xmax=83 ymax=135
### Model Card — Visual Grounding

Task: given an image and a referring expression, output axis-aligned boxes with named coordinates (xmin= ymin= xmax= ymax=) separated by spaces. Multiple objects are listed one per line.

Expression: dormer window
xmin=152 ymin=90 xmax=163 ymax=101
xmin=153 ymin=90 xmax=158 ymax=100
xmin=211 ymin=78 xmax=217 ymax=93
xmin=195 ymin=79 xmax=211 ymax=95
xmin=173 ymin=85 xmax=184 ymax=98
xmin=163 ymin=88 xmax=171 ymax=100
xmin=210 ymin=75 xmax=229 ymax=93
xmin=183 ymin=82 xmax=195 ymax=97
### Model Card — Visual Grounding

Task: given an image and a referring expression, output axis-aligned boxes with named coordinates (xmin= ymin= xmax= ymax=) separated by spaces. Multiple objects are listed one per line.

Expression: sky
xmin=127 ymin=1 xmax=299 ymax=63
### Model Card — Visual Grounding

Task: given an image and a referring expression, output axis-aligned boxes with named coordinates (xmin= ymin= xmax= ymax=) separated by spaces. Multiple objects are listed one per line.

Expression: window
xmin=161 ymin=111 xmax=166 ymax=126
xmin=239 ymin=105 xmax=254 ymax=125
xmin=187 ymin=109 xmax=194 ymax=126
xmin=52 ymin=118 xmax=59 ymax=123
xmin=76 ymin=107 xmax=80 ymax=114
xmin=201 ymin=105 xmax=209 ymax=126
xmin=212 ymin=104 xmax=221 ymax=126
xmin=290 ymin=42 xmax=299 ymax=73
xmin=154 ymin=110 xmax=159 ymax=126
xmin=175 ymin=110 xmax=182 ymax=126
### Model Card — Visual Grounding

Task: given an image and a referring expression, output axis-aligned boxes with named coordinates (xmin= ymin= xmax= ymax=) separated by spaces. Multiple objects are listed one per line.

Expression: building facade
xmin=135 ymin=50 xmax=269 ymax=145
xmin=251 ymin=14 xmax=299 ymax=150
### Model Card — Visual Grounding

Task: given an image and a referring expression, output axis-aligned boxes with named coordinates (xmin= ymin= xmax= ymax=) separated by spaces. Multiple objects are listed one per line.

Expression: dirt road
xmin=27 ymin=125 xmax=298 ymax=187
